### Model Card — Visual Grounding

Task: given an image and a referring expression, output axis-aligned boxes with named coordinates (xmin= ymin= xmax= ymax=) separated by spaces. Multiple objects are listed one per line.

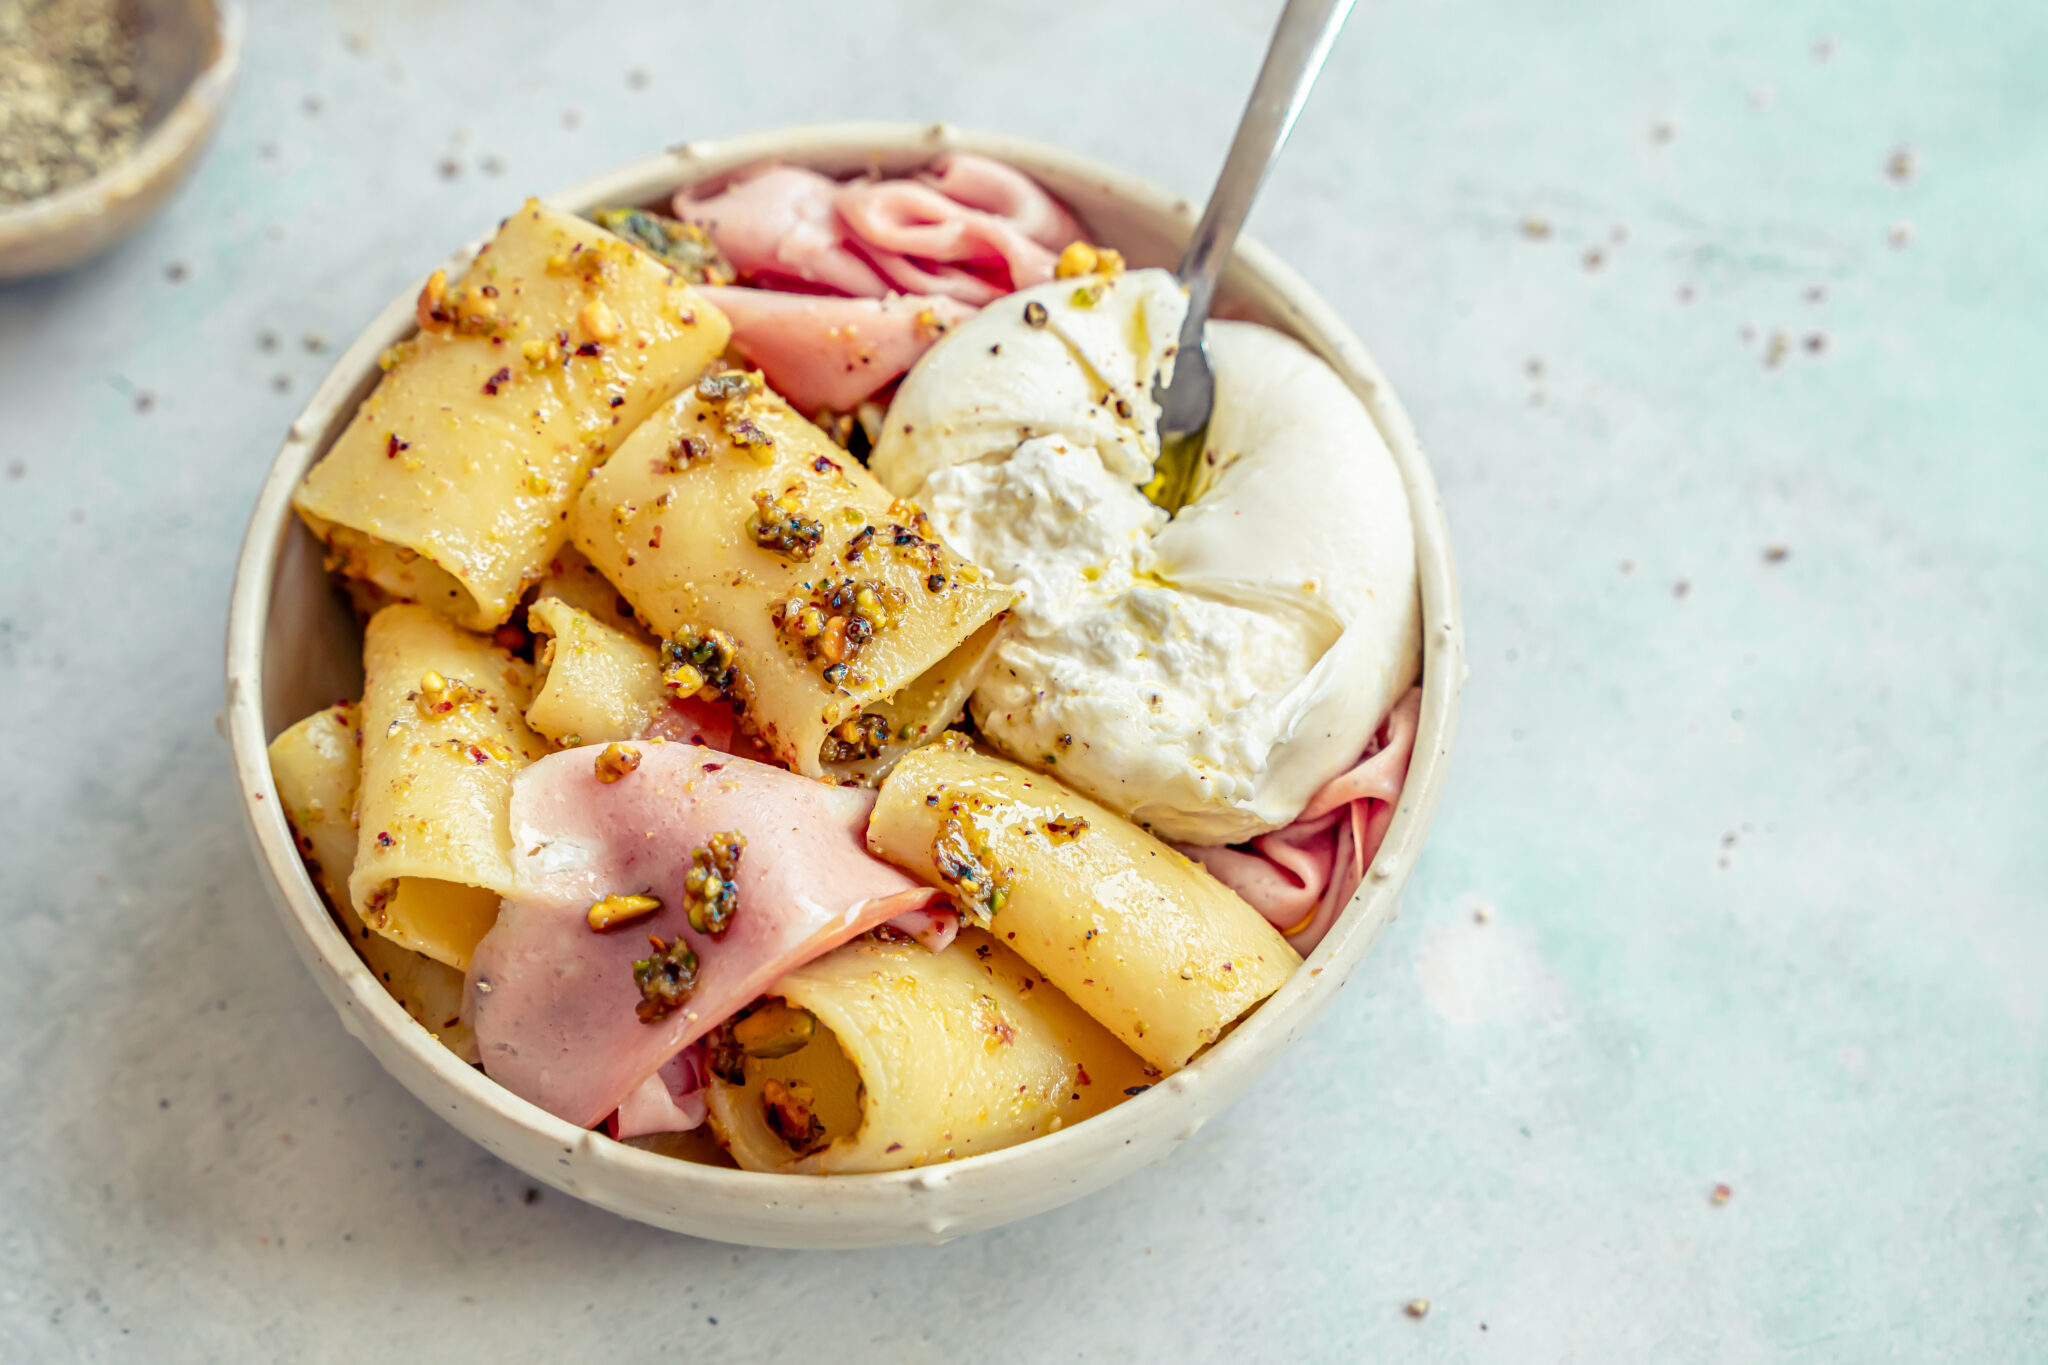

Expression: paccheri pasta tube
xmin=569 ymin=370 xmax=1014 ymax=779
xmin=867 ymin=739 xmax=1302 ymax=1072
xmin=531 ymin=543 xmax=647 ymax=638
xmin=294 ymin=200 xmax=732 ymax=630
xmin=523 ymin=596 xmax=668 ymax=746
xmin=351 ymin=604 xmax=551 ymax=970
xmin=268 ymin=702 xmax=475 ymax=1060
xmin=703 ymin=929 xmax=1147 ymax=1173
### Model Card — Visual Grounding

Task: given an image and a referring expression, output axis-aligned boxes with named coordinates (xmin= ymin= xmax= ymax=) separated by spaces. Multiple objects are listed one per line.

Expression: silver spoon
xmin=1154 ymin=0 xmax=1358 ymax=461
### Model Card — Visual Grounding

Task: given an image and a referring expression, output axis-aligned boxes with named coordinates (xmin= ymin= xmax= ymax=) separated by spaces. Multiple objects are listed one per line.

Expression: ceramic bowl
xmin=223 ymin=122 xmax=1464 ymax=1248
xmin=0 ymin=0 xmax=244 ymax=280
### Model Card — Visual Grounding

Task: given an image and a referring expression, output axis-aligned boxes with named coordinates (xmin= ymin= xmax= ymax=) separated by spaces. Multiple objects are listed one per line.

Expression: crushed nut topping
xmin=660 ymin=624 xmax=741 ymax=701
xmin=746 ymin=489 xmax=824 ymax=560
xmin=416 ymin=269 xmax=502 ymax=337
xmin=696 ymin=370 xmax=756 ymax=403
xmin=577 ymin=298 xmax=621 ymax=343
xmin=0 ymin=0 xmax=150 ymax=207
xmin=591 ymin=207 xmax=735 ymax=284
xmin=732 ymin=1000 xmax=817 ymax=1059
xmin=663 ymin=434 xmax=709 ymax=472
xmin=1053 ymin=242 xmax=1126 ymax=280
xmin=593 ymin=743 xmax=641 ymax=783
xmin=588 ymin=892 xmax=661 ymax=932
xmin=932 ymin=799 xmax=1011 ymax=925
xmin=704 ymin=1019 xmax=747 ymax=1084
xmin=412 ymin=670 xmax=482 ymax=718
xmin=771 ymin=577 xmax=905 ymax=681
xmin=682 ymin=831 xmax=745 ymax=938
xmin=820 ymin=712 xmax=891 ymax=765
xmin=632 ymin=933 xmax=698 ymax=1022
xmin=761 ymin=1078 xmax=826 ymax=1154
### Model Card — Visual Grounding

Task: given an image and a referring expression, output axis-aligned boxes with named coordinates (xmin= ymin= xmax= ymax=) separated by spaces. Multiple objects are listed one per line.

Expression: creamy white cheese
xmin=872 ymin=269 xmax=1419 ymax=844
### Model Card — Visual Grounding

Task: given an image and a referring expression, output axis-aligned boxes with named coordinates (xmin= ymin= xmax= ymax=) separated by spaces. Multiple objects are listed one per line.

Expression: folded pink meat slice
xmin=848 ymin=244 xmax=1005 ymax=307
xmin=915 ymin=152 xmax=1082 ymax=249
xmin=674 ymin=165 xmax=889 ymax=297
xmin=1181 ymin=688 xmax=1423 ymax=954
xmin=697 ymin=286 xmax=976 ymax=414
xmin=608 ymin=1042 xmax=707 ymax=1139
xmin=466 ymin=743 xmax=942 ymax=1129
xmin=878 ymin=902 xmax=960 ymax=955
xmin=834 ymin=179 xmax=1062 ymax=295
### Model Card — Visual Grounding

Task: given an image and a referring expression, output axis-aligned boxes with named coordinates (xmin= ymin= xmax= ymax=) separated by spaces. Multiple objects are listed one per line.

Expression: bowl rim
xmin=223 ymin=120 xmax=1463 ymax=1232
xmin=0 ymin=0 xmax=246 ymax=240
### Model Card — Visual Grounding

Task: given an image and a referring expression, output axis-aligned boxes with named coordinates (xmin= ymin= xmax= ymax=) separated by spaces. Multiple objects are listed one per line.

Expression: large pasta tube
xmin=523 ymin=596 xmax=667 ymax=746
xmin=531 ymin=543 xmax=646 ymax=639
xmin=351 ymin=604 xmax=550 ymax=969
xmin=294 ymin=200 xmax=732 ymax=630
xmin=867 ymin=740 xmax=1301 ymax=1072
xmin=704 ymin=929 xmax=1148 ymax=1173
xmin=569 ymin=371 xmax=1014 ymax=779
xmin=268 ymin=702 xmax=475 ymax=1060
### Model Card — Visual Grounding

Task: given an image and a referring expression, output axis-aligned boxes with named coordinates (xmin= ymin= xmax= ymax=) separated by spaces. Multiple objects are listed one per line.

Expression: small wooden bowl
xmin=0 ymin=0 xmax=243 ymax=280
xmin=224 ymin=123 xmax=1465 ymax=1247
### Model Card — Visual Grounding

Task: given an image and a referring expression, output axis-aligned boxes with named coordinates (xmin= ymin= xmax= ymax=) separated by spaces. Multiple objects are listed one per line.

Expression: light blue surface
xmin=1 ymin=1 xmax=2042 ymax=1359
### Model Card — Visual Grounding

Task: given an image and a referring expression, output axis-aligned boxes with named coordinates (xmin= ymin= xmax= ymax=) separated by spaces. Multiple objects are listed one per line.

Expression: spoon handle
xmin=1175 ymin=0 xmax=1357 ymax=331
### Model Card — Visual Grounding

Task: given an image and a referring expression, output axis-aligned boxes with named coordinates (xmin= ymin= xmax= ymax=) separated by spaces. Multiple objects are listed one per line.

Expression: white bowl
xmin=0 ymin=0 xmax=244 ymax=280
xmin=223 ymin=122 xmax=1465 ymax=1248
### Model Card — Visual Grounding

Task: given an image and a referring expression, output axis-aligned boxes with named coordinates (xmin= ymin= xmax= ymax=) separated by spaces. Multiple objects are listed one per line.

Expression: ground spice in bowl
xmin=0 ymin=0 xmax=150 ymax=206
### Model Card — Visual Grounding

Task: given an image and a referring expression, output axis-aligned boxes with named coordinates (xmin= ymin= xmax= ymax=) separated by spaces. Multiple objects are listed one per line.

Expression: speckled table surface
xmin=2 ymin=0 xmax=2042 ymax=1360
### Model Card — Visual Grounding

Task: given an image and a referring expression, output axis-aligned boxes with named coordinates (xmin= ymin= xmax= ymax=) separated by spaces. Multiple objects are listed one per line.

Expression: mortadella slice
xmin=466 ymin=742 xmax=942 ymax=1128
xmin=1180 ymin=688 xmax=1421 ymax=952
xmin=835 ymin=179 xmax=1062 ymax=296
xmin=697 ymin=286 xmax=976 ymax=414
xmin=608 ymin=1043 xmax=708 ymax=1139
xmin=915 ymin=153 xmax=1083 ymax=251
xmin=674 ymin=165 xmax=889 ymax=297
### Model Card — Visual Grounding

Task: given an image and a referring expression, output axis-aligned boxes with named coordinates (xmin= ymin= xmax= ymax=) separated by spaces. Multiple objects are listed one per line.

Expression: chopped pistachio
xmin=632 ymin=934 xmax=698 ymax=1022
xmin=746 ymin=489 xmax=824 ymax=560
xmin=732 ymin=1001 xmax=817 ymax=1059
xmin=591 ymin=206 xmax=735 ymax=284
xmin=593 ymin=743 xmax=641 ymax=783
xmin=588 ymin=892 xmax=661 ymax=931
xmin=1053 ymin=241 xmax=1125 ymax=279
xmin=761 ymin=1078 xmax=826 ymax=1154
xmin=682 ymin=831 xmax=745 ymax=937
xmin=661 ymin=624 xmax=740 ymax=701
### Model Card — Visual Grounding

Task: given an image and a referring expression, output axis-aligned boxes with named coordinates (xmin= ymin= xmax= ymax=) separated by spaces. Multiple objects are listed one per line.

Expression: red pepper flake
xmin=1711 ymin=1183 xmax=1732 ymax=1205
xmin=1076 ymin=1064 xmax=1092 ymax=1086
xmin=1123 ymin=1084 xmax=1150 ymax=1097
xmin=885 ymin=1142 xmax=902 ymax=1153
xmin=812 ymin=454 xmax=841 ymax=475
xmin=608 ymin=395 xmax=625 ymax=408
xmin=647 ymin=525 xmax=663 ymax=549
xmin=701 ymin=763 xmax=724 ymax=772
xmin=468 ymin=745 xmax=489 ymax=764
xmin=385 ymin=434 xmax=410 ymax=458
xmin=576 ymin=342 xmax=602 ymax=357
xmin=376 ymin=831 xmax=394 ymax=847
xmin=482 ymin=367 xmax=511 ymax=396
